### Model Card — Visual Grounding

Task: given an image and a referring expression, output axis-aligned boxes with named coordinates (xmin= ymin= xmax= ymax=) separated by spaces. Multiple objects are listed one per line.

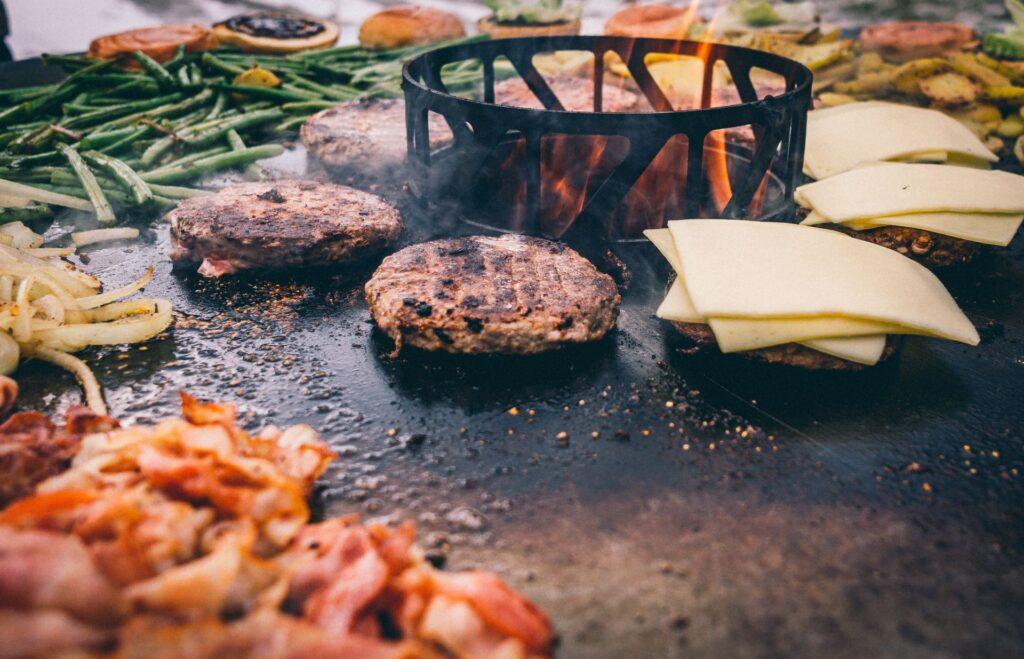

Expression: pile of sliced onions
xmin=0 ymin=231 xmax=172 ymax=414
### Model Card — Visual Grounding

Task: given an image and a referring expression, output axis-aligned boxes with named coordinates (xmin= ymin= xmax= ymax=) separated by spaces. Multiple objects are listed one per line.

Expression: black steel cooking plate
xmin=0 ymin=53 xmax=1022 ymax=657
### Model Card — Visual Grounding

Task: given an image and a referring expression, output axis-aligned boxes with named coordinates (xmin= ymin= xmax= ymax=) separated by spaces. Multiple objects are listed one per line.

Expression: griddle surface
xmin=7 ymin=58 xmax=1024 ymax=658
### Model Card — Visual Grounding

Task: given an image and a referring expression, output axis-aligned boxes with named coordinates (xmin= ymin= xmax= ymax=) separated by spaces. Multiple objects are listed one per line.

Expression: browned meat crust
xmin=0 ymin=407 xmax=119 ymax=507
xmin=836 ymin=225 xmax=981 ymax=269
xmin=669 ymin=321 xmax=901 ymax=371
xmin=166 ymin=180 xmax=403 ymax=275
xmin=301 ymin=98 xmax=453 ymax=173
xmin=493 ymin=74 xmax=642 ymax=112
xmin=365 ymin=234 xmax=621 ymax=354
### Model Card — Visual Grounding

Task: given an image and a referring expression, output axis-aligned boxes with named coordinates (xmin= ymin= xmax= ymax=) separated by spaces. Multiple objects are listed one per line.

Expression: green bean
xmin=201 ymin=53 xmax=245 ymax=76
xmin=227 ymin=129 xmax=263 ymax=180
xmin=141 ymin=144 xmax=284 ymax=184
xmin=183 ymin=108 xmax=283 ymax=147
xmin=206 ymin=91 xmax=228 ymax=120
xmin=57 ymin=144 xmax=115 ymax=223
xmin=97 ymin=126 xmax=151 ymax=155
xmin=133 ymin=51 xmax=177 ymax=90
xmin=79 ymin=126 xmax=138 ymax=150
xmin=0 ymin=203 xmax=53 ymax=223
xmin=147 ymin=182 xmax=210 ymax=199
xmin=282 ymin=100 xmax=339 ymax=113
xmin=211 ymin=83 xmax=318 ymax=102
xmin=284 ymin=74 xmax=355 ymax=101
xmin=65 ymin=92 xmax=185 ymax=130
xmin=83 ymin=151 xmax=153 ymax=206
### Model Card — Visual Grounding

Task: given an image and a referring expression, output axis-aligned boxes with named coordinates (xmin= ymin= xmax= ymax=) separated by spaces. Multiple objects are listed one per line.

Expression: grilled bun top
xmin=358 ymin=6 xmax=466 ymax=50
xmin=88 ymin=24 xmax=214 ymax=66
xmin=212 ymin=13 xmax=339 ymax=54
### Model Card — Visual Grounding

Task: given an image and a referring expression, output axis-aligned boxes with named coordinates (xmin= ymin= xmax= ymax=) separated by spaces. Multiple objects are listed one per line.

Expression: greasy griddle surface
xmin=6 ymin=57 xmax=1024 ymax=657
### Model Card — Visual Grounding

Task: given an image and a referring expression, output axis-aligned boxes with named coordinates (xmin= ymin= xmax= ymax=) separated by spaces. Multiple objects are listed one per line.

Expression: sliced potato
xmin=969 ymin=103 xmax=1003 ymax=124
xmin=834 ymin=71 xmax=893 ymax=95
xmin=948 ymin=53 xmax=1011 ymax=89
xmin=998 ymin=114 xmax=1024 ymax=138
xmin=1014 ymin=135 xmax=1024 ymax=165
xmin=919 ymin=72 xmax=978 ymax=107
xmin=817 ymin=92 xmax=857 ymax=107
xmin=855 ymin=52 xmax=886 ymax=76
xmin=982 ymin=85 xmax=1024 ymax=105
xmin=891 ymin=58 xmax=951 ymax=95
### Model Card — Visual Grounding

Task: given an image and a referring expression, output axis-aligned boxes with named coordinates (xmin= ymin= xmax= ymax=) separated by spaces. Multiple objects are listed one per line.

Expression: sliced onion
xmin=74 ymin=267 xmax=153 ymax=310
xmin=26 ymin=346 xmax=106 ymax=415
xmin=0 ymin=331 xmax=18 ymax=375
xmin=71 ymin=228 xmax=139 ymax=247
xmin=34 ymin=298 xmax=172 ymax=351
xmin=0 ymin=178 xmax=93 ymax=212
xmin=0 ymin=222 xmax=43 ymax=249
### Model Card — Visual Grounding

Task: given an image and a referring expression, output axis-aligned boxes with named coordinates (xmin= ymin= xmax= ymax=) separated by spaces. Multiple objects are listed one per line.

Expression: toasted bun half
xmin=212 ymin=13 xmax=339 ymax=54
xmin=359 ymin=6 xmax=466 ymax=50
xmin=477 ymin=16 xmax=581 ymax=39
xmin=88 ymin=24 xmax=213 ymax=66
xmin=605 ymin=4 xmax=703 ymax=39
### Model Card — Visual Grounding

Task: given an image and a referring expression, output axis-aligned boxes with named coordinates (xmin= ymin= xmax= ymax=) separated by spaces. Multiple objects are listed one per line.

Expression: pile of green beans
xmin=0 ymin=36 xmax=488 ymax=225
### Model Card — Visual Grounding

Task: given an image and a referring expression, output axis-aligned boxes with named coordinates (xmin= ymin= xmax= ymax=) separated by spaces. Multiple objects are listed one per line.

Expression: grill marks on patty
xmin=167 ymin=180 xmax=402 ymax=276
xmin=365 ymin=235 xmax=621 ymax=355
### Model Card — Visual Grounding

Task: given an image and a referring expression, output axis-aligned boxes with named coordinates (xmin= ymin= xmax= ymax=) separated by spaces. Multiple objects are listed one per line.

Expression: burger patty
xmin=669 ymin=321 xmax=902 ymax=371
xmin=167 ymin=180 xmax=402 ymax=277
xmin=365 ymin=234 xmax=621 ymax=354
xmin=836 ymin=225 xmax=981 ymax=269
xmin=301 ymin=98 xmax=453 ymax=173
xmin=493 ymin=74 xmax=642 ymax=112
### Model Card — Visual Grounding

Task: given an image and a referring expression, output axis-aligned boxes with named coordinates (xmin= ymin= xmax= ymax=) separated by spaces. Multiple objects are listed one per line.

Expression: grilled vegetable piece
xmin=891 ymin=58 xmax=951 ymax=95
xmin=983 ymin=85 xmax=1024 ymax=104
xmin=949 ymin=53 xmax=1012 ymax=88
xmin=919 ymin=72 xmax=978 ymax=107
xmin=232 ymin=65 xmax=282 ymax=88
xmin=983 ymin=32 xmax=1024 ymax=61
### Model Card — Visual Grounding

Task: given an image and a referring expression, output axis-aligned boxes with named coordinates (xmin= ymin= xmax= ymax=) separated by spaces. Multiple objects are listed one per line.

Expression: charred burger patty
xmin=365 ymin=234 xmax=621 ymax=354
xmin=668 ymin=321 xmax=902 ymax=370
xmin=301 ymin=98 xmax=453 ymax=174
xmin=167 ymin=180 xmax=402 ymax=277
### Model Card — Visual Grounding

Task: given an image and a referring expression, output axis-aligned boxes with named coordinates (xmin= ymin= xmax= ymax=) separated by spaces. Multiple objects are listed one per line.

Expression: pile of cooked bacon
xmin=0 ymin=393 xmax=553 ymax=658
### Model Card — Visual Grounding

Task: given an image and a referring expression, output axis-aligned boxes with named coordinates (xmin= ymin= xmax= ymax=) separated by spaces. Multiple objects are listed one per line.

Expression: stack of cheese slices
xmin=646 ymin=220 xmax=980 ymax=366
xmin=804 ymin=101 xmax=998 ymax=180
xmin=797 ymin=162 xmax=1024 ymax=246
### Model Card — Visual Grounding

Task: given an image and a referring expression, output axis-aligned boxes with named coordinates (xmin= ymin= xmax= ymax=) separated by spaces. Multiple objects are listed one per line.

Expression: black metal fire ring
xmin=402 ymin=36 xmax=813 ymax=242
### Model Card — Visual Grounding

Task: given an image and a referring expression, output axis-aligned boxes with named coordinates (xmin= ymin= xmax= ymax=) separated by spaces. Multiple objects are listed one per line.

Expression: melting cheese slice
xmin=667 ymin=220 xmax=979 ymax=345
xmin=802 ymin=335 xmax=887 ymax=365
xmin=804 ymin=101 xmax=997 ymax=179
xmin=796 ymin=163 xmax=1024 ymax=223
xmin=707 ymin=316 xmax=902 ymax=352
xmin=648 ymin=227 xmax=907 ymax=364
xmin=802 ymin=211 xmax=1024 ymax=246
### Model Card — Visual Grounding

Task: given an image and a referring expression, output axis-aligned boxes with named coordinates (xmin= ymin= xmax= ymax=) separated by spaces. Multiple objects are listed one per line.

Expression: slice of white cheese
xmin=796 ymin=163 xmax=1024 ymax=223
xmin=854 ymin=212 xmax=1024 ymax=246
xmin=804 ymin=101 xmax=997 ymax=179
xmin=801 ymin=210 xmax=1023 ymax=246
xmin=667 ymin=219 xmax=979 ymax=345
xmin=645 ymin=228 xmax=681 ymax=270
xmin=657 ymin=279 xmax=703 ymax=323
xmin=708 ymin=315 xmax=902 ymax=352
xmin=801 ymin=335 xmax=887 ymax=365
